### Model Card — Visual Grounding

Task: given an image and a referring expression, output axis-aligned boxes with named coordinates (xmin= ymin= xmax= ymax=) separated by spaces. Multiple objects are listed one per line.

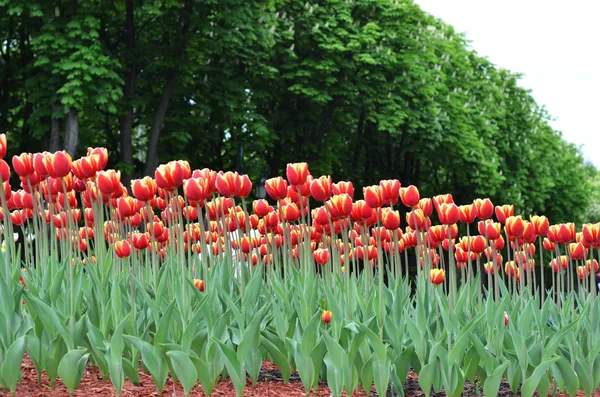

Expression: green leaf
xmin=261 ymin=336 xmax=291 ymax=383
xmin=418 ymin=362 xmax=435 ymax=397
xmin=521 ymin=357 xmax=559 ymax=397
xmin=482 ymin=361 xmax=510 ymax=397
xmin=553 ymin=356 xmax=579 ymax=397
xmin=57 ymin=348 xmax=90 ymax=394
xmin=1 ymin=335 xmax=27 ymax=393
xmin=166 ymin=351 xmax=198 ymax=397
xmin=213 ymin=338 xmax=246 ymax=397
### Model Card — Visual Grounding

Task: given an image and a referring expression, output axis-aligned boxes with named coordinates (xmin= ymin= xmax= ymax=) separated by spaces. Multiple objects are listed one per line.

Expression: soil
xmin=3 ymin=357 xmax=596 ymax=397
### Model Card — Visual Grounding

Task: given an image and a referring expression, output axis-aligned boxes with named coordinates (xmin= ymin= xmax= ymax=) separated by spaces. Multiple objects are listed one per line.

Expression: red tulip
xmin=332 ymin=181 xmax=354 ymax=198
xmin=326 ymin=194 xmax=353 ymax=218
xmin=322 ymin=310 xmax=332 ymax=324
xmin=132 ymin=177 xmax=157 ymax=202
xmin=310 ymin=176 xmax=332 ymax=202
xmin=86 ymin=147 xmax=109 ymax=170
xmin=473 ymin=198 xmax=494 ymax=219
xmin=0 ymin=134 xmax=6 ymax=159
xmin=313 ymin=248 xmax=330 ymax=265
xmin=12 ymin=153 xmax=34 ymax=177
xmin=286 ymin=163 xmax=310 ymax=186
xmin=44 ymin=151 xmax=72 ymax=178
xmin=382 ymin=209 xmax=401 ymax=230
xmin=282 ymin=203 xmax=300 ymax=223
xmin=193 ymin=279 xmax=205 ymax=292
xmin=400 ymin=185 xmax=420 ymax=208
xmin=437 ymin=203 xmax=459 ymax=225
xmin=530 ymin=215 xmax=549 ymax=236
xmin=114 ymin=240 xmax=131 ymax=258
xmin=417 ymin=198 xmax=433 ymax=217
xmin=505 ymin=216 xmax=525 ymax=238
xmin=379 ymin=179 xmax=400 ymax=206
xmin=363 ymin=186 xmax=383 ymax=209
xmin=430 ymin=269 xmax=445 ymax=285
xmin=458 ymin=204 xmax=477 ymax=224
xmin=495 ymin=205 xmax=514 ymax=224
xmin=265 ymin=177 xmax=288 ymax=201
xmin=97 ymin=170 xmax=122 ymax=195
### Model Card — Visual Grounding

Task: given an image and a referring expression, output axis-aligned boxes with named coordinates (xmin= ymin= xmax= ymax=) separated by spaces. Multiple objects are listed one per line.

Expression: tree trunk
xmin=119 ymin=0 xmax=136 ymax=186
xmin=143 ymin=70 xmax=177 ymax=175
xmin=50 ymin=102 xmax=62 ymax=152
xmin=64 ymin=107 xmax=79 ymax=156
xmin=142 ymin=0 xmax=192 ymax=176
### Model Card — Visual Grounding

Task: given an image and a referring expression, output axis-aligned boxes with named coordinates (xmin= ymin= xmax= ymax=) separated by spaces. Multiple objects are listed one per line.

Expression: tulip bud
xmin=430 ymin=268 xmax=445 ymax=285
xmin=322 ymin=310 xmax=332 ymax=324
xmin=193 ymin=279 xmax=205 ymax=292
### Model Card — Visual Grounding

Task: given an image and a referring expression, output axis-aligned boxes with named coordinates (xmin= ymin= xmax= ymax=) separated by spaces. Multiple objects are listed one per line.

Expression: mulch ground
xmin=2 ymin=356 xmax=596 ymax=396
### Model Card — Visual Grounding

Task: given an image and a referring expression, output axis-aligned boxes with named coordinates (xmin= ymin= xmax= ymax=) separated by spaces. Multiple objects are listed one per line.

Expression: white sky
xmin=415 ymin=0 xmax=600 ymax=168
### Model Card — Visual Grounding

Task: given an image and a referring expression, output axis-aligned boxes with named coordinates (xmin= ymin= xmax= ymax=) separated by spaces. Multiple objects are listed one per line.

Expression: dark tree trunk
xmin=143 ymin=0 xmax=192 ymax=176
xmin=119 ymin=0 xmax=136 ymax=185
xmin=64 ymin=107 xmax=79 ymax=156
xmin=50 ymin=102 xmax=62 ymax=152
xmin=143 ymin=70 xmax=177 ymax=175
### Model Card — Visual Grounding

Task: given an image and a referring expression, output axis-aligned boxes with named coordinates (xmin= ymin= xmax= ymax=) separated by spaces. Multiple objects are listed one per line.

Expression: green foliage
xmin=0 ymin=0 xmax=596 ymax=221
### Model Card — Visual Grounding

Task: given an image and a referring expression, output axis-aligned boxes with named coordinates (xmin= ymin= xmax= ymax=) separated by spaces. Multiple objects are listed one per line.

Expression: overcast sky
xmin=415 ymin=0 xmax=599 ymax=168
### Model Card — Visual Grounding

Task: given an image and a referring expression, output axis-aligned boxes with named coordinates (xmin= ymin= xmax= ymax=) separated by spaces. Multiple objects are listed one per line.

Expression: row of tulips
xmin=0 ymin=135 xmax=598 ymax=396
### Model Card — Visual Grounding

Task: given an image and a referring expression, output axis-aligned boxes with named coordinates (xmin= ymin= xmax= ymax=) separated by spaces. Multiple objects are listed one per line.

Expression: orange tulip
xmin=504 ymin=261 xmax=520 ymax=280
xmin=568 ymin=242 xmax=587 ymax=260
xmin=400 ymin=185 xmax=420 ymax=208
xmin=117 ymin=196 xmax=137 ymax=218
xmin=484 ymin=262 xmax=496 ymax=275
xmin=286 ymin=163 xmax=310 ymax=186
xmin=543 ymin=237 xmax=555 ymax=251
xmin=577 ymin=266 xmax=588 ymax=280
xmin=430 ymin=268 xmax=445 ymax=285
xmin=406 ymin=208 xmax=426 ymax=230
xmin=473 ymin=198 xmax=494 ymax=219
xmin=470 ymin=235 xmax=487 ymax=254
xmin=322 ymin=310 xmax=332 ymax=324
xmin=350 ymin=200 xmax=374 ymax=223
xmin=586 ymin=259 xmax=599 ymax=273
xmin=114 ymin=240 xmax=131 ymax=258
xmin=495 ymin=205 xmax=514 ymax=224
xmin=478 ymin=220 xmax=501 ymax=240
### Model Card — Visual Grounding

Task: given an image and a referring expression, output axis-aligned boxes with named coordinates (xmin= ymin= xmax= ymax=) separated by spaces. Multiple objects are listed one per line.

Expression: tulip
xmin=114 ymin=240 xmax=131 ymax=258
xmin=238 ymin=175 xmax=252 ymax=198
xmin=193 ymin=279 xmax=205 ymax=292
xmin=326 ymin=194 xmax=353 ymax=218
xmin=478 ymin=220 xmax=501 ymax=240
xmin=505 ymin=216 xmax=525 ymax=238
xmin=379 ymin=179 xmax=400 ymax=206
xmin=530 ymin=215 xmax=549 ymax=236
xmin=470 ymin=235 xmax=487 ymax=254
xmin=282 ymin=203 xmax=300 ymax=223
xmin=313 ymin=248 xmax=330 ymax=265
xmin=155 ymin=161 xmax=186 ymax=190
xmin=265 ymin=177 xmax=288 ymax=201
xmin=406 ymin=208 xmax=426 ymax=230
xmin=586 ymin=259 xmax=599 ymax=273
xmin=430 ymin=268 xmax=445 ymax=285
xmin=12 ymin=153 xmax=34 ymax=177
xmin=117 ymin=196 xmax=137 ymax=218
xmin=253 ymin=199 xmax=271 ymax=217
xmin=400 ymin=185 xmax=420 ymax=208
xmin=44 ymin=151 xmax=72 ymax=178
xmin=382 ymin=209 xmax=401 ymax=230
xmin=473 ymin=198 xmax=494 ymax=219
xmin=568 ymin=242 xmax=587 ymax=260
xmin=543 ymin=237 xmax=555 ymax=251
xmin=417 ymin=198 xmax=433 ymax=217
xmin=582 ymin=223 xmax=600 ymax=248
xmin=0 ymin=134 xmax=6 ymax=159
xmin=458 ymin=204 xmax=477 ymax=224
xmin=0 ymin=160 xmax=10 ymax=183
xmin=286 ymin=163 xmax=310 ymax=186
xmin=310 ymin=176 xmax=333 ymax=202
xmin=504 ymin=312 xmax=509 ymax=326
xmin=495 ymin=205 xmax=514 ymax=224
xmin=97 ymin=170 xmax=122 ymax=196
xmin=332 ymin=181 xmax=354 ymax=198
xmin=215 ymin=171 xmax=240 ymax=197
xmin=437 ymin=203 xmax=459 ymax=225
xmin=322 ymin=310 xmax=332 ymax=324
xmin=86 ymin=147 xmax=109 ymax=170
xmin=577 ymin=266 xmax=588 ymax=280
xmin=363 ymin=185 xmax=383 ymax=208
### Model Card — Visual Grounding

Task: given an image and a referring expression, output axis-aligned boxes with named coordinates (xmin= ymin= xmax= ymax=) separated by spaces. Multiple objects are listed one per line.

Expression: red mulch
xmin=3 ymin=356 xmax=596 ymax=396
